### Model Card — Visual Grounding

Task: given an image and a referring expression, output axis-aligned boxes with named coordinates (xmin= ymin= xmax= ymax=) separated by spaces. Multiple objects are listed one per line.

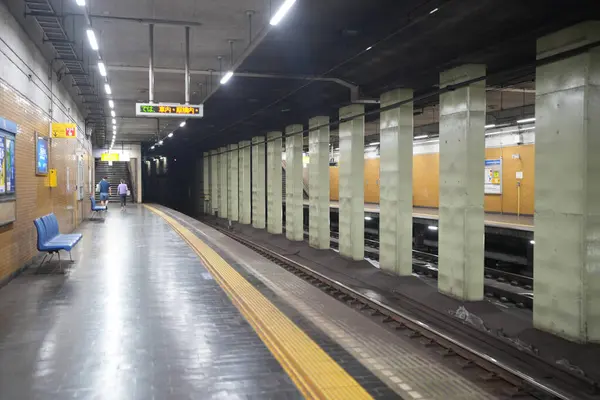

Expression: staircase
xmin=95 ymin=160 xmax=133 ymax=202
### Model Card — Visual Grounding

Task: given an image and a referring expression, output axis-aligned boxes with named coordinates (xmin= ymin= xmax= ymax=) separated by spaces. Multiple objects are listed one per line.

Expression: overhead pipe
xmin=185 ymin=26 xmax=191 ymax=104
xmin=149 ymin=23 xmax=155 ymax=103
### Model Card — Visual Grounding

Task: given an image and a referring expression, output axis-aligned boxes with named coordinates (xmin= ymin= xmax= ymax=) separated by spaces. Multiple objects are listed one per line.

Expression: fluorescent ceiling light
xmin=98 ymin=62 xmax=107 ymax=77
xmin=220 ymin=71 xmax=234 ymax=84
xmin=112 ymin=118 xmax=116 ymax=124
xmin=108 ymin=100 xmax=114 ymax=109
xmin=110 ymin=110 xmax=115 ymax=117
xmin=269 ymin=0 xmax=297 ymax=26
xmin=414 ymin=134 xmax=429 ymax=140
xmin=158 ymin=140 xmax=163 ymax=145
xmin=365 ymin=46 xmax=373 ymax=51
xmin=168 ymin=132 xmax=173 ymax=138
xmin=428 ymin=225 xmax=438 ymax=231
xmin=86 ymin=29 xmax=99 ymax=51
xmin=150 ymin=146 xmax=155 ymax=150
xmin=485 ymin=124 xmax=496 ymax=129
xmin=517 ymin=117 xmax=536 ymax=124
xmin=530 ymin=240 xmax=535 ymax=245
xmin=364 ymin=216 xmax=372 ymax=221
xmin=369 ymin=141 xmax=380 ymax=145
xmin=76 ymin=0 xmax=85 ymax=6
xmin=180 ymin=121 xmax=186 ymax=127
xmin=429 ymin=7 xmax=439 ymax=14
xmin=104 ymin=84 xmax=111 ymax=95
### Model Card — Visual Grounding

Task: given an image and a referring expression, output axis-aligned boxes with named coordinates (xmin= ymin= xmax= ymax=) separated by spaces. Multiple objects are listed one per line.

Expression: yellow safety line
xmin=145 ymin=205 xmax=373 ymax=400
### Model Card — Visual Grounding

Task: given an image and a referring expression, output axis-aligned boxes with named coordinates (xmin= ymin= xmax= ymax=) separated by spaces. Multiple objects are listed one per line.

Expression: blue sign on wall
xmin=36 ymin=133 xmax=49 ymax=176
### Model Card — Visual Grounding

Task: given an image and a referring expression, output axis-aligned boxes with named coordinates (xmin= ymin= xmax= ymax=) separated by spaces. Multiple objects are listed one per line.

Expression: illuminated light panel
xmin=135 ymin=103 xmax=204 ymax=118
xmin=270 ymin=0 xmax=297 ymax=26
xmin=86 ymin=29 xmax=99 ymax=50
xmin=220 ymin=71 xmax=234 ymax=84
xmin=98 ymin=62 xmax=107 ymax=77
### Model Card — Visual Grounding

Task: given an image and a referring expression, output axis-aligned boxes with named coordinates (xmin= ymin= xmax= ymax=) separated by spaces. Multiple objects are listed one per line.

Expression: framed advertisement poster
xmin=35 ymin=132 xmax=49 ymax=176
xmin=484 ymin=159 xmax=502 ymax=194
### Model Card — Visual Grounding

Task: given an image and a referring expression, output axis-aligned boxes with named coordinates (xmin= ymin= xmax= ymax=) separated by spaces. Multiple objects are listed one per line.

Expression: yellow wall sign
xmin=101 ymin=153 xmax=120 ymax=162
xmin=51 ymin=123 xmax=77 ymax=139
xmin=48 ymin=169 xmax=57 ymax=188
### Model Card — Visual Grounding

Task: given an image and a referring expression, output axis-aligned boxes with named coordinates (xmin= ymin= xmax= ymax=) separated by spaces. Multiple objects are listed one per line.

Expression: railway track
xmin=199 ymin=217 xmax=599 ymax=400
xmin=309 ymin=229 xmax=535 ymax=308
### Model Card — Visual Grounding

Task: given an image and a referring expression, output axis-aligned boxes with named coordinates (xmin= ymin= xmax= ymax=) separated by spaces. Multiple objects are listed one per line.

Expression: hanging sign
xmin=101 ymin=152 xmax=120 ymax=162
xmin=51 ymin=123 xmax=77 ymax=138
xmin=484 ymin=159 xmax=502 ymax=194
xmin=135 ymin=103 xmax=204 ymax=118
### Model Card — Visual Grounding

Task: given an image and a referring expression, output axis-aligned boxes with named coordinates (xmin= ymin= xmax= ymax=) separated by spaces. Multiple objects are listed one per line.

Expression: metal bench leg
xmin=69 ymin=251 xmax=73 ymax=262
xmin=57 ymin=251 xmax=62 ymax=273
xmin=36 ymin=252 xmax=54 ymax=274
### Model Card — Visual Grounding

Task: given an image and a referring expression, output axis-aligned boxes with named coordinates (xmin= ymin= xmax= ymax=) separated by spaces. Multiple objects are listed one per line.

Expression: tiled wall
xmin=0 ymin=2 xmax=93 ymax=282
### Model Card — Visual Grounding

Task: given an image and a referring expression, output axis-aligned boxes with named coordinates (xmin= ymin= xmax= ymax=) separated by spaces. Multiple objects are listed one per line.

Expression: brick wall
xmin=0 ymin=2 xmax=93 ymax=282
xmin=0 ymin=83 xmax=93 ymax=281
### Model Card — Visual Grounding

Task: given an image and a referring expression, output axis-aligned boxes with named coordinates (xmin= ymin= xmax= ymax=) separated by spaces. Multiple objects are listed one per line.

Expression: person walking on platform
xmin=98 ymin=176 xmax=111 ymax=207
xmin=117 ymin=179 xmax=129 ymax=210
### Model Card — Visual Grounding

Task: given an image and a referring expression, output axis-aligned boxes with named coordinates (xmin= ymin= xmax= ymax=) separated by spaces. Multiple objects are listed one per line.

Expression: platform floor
xmin=300 ymin=200 xmax=534 ymax=232
xmin=0 ymin=205 xmax=501 ymax=399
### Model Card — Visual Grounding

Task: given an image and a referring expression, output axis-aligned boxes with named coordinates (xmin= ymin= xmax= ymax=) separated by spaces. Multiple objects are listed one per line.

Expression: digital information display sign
xmin=135 ymin=103 xmax=204 ymax=118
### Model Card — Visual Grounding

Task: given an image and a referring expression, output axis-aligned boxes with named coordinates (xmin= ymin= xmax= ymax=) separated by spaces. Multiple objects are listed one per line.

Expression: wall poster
xmin=35 ymin=132 xmax=49 ymax=176
xmin=484 ymin=159 xmax=502 ymax=195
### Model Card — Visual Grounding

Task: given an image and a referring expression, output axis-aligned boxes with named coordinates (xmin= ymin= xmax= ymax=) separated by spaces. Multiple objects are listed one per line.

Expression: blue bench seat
xmin=33 ymin=213 xmax=83 ymax=272
xmin=90 ymin=196 xmax=107 ymax=219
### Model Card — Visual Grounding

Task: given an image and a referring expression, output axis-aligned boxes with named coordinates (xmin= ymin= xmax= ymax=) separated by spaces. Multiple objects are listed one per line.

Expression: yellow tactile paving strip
xmin=145 ymin=205 xmax=373 ymax=400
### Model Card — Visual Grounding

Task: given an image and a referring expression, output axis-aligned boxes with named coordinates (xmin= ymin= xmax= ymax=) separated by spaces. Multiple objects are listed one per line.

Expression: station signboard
xmin=135 ymin=103 xmax=204 ymax=118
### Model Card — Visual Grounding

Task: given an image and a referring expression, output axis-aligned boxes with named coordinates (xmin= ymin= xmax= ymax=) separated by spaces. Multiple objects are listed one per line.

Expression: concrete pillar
xmin=338 ymin=105 xmax=364 ymax=260
xmin=266 ymin=131 xmax=283 ymax=234
xmin=534 ymin=21 xmax=600 ymax=343
xmin=219 ymin=146 xmax=228 ymax=219
xmin=285 ymin=125 xmax=304 ymax=241
xmin=308 ymin=116 xmax=330 ymax=249
xmin=227 ymin=144 xmax=239 ymax=221
xmin=238 ymin=140 xmax=251 ymax=224
xmin=252 ymin=136 xmax=266 ymax=229
xmin=210 ymin=150 xmax=219 ymax=216
xmin=438 ymin=64 xmax=486 ymax=301
xmin=202 ymin=152 xmax=210 ymax=214
xmin=379 ymin=89 xmax=414 ymax=275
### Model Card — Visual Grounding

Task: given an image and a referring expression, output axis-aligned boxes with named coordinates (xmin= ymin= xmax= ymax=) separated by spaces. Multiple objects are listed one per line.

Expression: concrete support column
xmin=210 ymin=150 xmax=219 ymax=216
xmin=202 ymin=152 xmax=210 ymax=214
xmin=379 ymin=89 xmax=414 ymax=275
xmin=285 ymin=125 xmax=304 ymax=241
xmin=252 ymin=136 xmax=266 ymax=229
xmin=219 ymin=146 xmax=228 ymax=219
xmin=438 ymin=64 xmax=486 ymax=301
xmin=266 ymin=131 xmax=283 ymax=234
xmin=534 ymin=21 xmax=600 ymax=343
xmin=238 ymin=140 xmax=251 ymax=224
xmin=227 ymin=144 xmax=239 ymax=221
xmin=338 ymin=105 xmax=365 ymax=260
xmin=308 ymin=116 xmax=330 ymax=249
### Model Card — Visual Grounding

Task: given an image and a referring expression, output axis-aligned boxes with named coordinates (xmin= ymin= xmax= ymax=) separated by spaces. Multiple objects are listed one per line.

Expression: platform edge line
xmin=145 ymin=205 xmax=373 ymax=400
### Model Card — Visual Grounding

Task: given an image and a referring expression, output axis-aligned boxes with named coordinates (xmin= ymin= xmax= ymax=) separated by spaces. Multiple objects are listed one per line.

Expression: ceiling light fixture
xmin=428 ymin=225 xmax=438 ymax=231
xmin=98 ymin=61 xmax=107 ymax=77
xmin=220 ymin=71 xmax=234 ymax=84
xmin=365 ymin=216 xmax=372 ymax=221
xmin=110 ymin=110 xmax=115 ymax=117
xmin=76 ymin=0 xmax=85 ymax=6
xmin=365 ymin=46 xmax=373 ymax=51
xmin=370 ymin=141 xmax=380 ymax=145
xmin=112 ymin=118 xmax=116 ymax=124
xmin=158 ymin=140 xmax=163 ymax=145
xmin=104 ymin=84 xmax=112 ymax=95
xmin=429 ymin=7 xmax=439 ymax=14
xmin=414 ymin=134 xmax=429 ymax=140
xmin=269 ymin=0 xmax=297 ymax=26
xmin=485 ymin=124 xmax=496 ymax=129
xmin=517 ymin=117 xmax=536 ymax=124
xmin=180 ymin=121 xmax=186 ymax=127
xmin=530 ymin=240 xmax=535 ymax=245
xmin=108 ymin=100 xmax=114 ymax=109
xmin=86 ymin=29 xmax=99 ymax=51
xmin=150 ymin=146 xmax=155 ymax=150
xmin=168 ymin=132 xmax=174 ymax=138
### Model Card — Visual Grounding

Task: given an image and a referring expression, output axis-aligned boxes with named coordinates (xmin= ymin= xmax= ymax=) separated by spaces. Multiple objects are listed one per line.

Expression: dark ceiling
xmin=161 ymin=0 xmax=600 ymax=155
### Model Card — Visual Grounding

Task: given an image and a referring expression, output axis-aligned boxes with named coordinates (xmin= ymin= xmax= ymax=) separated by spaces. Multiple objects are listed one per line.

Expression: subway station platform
xmin=0 ymin=205 xmax=509 ymax=400
xmin=300 ymin=201 xmax=534 ymax=233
